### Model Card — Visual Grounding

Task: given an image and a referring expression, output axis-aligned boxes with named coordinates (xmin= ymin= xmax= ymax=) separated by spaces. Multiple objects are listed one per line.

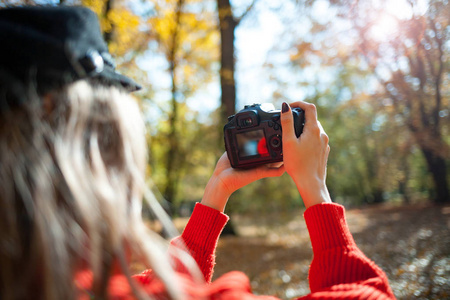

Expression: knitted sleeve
xmin=299 ymin=203 xmax=395 ymax=299
xmin=170 ymin=203 xmax=229 ymax=283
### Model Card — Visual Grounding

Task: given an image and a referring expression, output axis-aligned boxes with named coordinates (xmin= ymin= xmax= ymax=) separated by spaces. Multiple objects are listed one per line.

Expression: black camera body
xmin=224 ymin=103 xmax=305 ymax=168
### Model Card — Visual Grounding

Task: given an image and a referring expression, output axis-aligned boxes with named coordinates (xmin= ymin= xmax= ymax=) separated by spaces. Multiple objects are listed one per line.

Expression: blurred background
xmin=2 ymin=0 xmax=449 ymax=299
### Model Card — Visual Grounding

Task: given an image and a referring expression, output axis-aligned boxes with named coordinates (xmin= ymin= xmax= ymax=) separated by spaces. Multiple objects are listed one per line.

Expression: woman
xmin=0 ymin=5 xmax=395 ymax=300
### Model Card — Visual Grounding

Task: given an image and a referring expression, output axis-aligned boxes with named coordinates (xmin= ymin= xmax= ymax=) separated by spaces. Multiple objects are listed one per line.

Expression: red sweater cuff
xmin=304 ymin=203 xmax=356 ymax=253
xmin=181 ymin=203 xmax=229 ymax=255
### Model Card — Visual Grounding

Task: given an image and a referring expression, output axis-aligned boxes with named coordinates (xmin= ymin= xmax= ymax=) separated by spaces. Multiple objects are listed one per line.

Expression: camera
xmin=224 ymin=103 xmax=305 ymax=168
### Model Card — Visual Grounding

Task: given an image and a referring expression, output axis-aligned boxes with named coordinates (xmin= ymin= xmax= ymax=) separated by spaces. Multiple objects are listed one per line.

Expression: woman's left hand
xmin=201 ymin=152 xmax=285 ymax=212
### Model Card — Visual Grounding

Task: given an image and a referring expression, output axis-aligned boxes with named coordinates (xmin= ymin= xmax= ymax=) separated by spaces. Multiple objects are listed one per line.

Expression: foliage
xmin=332 ymin=0 xmax=449 ymax=203
xmin=149 ymin=0 xmax=220 ymax=94
xmin=263 ymin=0 xmax=449 ymax=205
xmin=145 ymin=0 xmax=220 ymax=205
xmin=4 ymin=0 xmax=448 ymax=208
xmin=148 ymin=104 xmax=221 ymax=205
xmin=81 ymin=0 xmax=142 ymax=56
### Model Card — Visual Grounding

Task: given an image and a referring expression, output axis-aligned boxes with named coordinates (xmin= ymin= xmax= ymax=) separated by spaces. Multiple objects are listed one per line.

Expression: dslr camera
xmin=224 ymin=103 xmax=305 ymax=168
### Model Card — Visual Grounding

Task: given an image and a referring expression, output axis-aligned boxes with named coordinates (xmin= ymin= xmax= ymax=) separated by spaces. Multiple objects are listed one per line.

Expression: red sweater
xmin=76 ymin=203 xmax=395 ymax=299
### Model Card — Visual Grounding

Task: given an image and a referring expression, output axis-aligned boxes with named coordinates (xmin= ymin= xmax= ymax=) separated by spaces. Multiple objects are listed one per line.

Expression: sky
xmin=234 ymin=1 xmax=287 ymax=108
xmin=136 ymin=0 xmax=431 ymax=124
xmin=136 ymin=0 xmax=293 ymax=124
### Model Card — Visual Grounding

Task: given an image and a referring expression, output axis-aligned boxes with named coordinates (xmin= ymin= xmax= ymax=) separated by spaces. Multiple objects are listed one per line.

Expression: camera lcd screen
xmin=236 ymin=130 xmax=270 ymax=158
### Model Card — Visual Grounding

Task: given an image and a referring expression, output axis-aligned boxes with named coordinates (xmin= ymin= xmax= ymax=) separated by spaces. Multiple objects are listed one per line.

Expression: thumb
xmin=280 ymin=102 xmax=295 ymax=141
xmin=251 ymin=164 xmax=286 ymax=182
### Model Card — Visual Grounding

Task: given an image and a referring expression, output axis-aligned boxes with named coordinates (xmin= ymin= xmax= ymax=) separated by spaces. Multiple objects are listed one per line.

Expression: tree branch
xmin=235 ymin=0 xmax=257 ymax=26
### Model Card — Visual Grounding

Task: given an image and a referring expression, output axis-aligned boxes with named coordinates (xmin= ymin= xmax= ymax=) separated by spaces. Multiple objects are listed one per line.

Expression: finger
xmin=317 ymin=121 xmax=329 ymax=143
xmin=256 ymin=164 xmax=285 ymax=180
xmin=267 ymin=161 xmax=284 ymax=169
xmin=280 ymin=102 xmax=296 ymax=141
xmin=214 ymin=152 xmax=232 ymax=174
xmin=317 ymin=120 xmax=327 ymax=134
xmin=218 ymin=152 xmax=229 ymax=163
xmin=289 ymin=101 xmax=318 ymax=129
xmin=270 ymin=165 xmax=285 ymax=177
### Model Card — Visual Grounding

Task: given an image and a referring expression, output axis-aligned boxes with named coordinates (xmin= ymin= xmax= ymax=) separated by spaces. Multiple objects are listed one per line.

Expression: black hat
xmin=0 ymin=6 xmax=141 ymax=111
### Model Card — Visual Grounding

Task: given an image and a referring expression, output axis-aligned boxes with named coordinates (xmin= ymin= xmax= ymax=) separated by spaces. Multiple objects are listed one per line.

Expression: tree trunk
xmin=216 ymin=0 xmax=239 ymax=236
xmin=372 ymin=188 xmax=384 ymax=204
xmin=399 ymin=181 xmax=410 ymax=204
xmin=164 ymin=0 xmax=184 ymax=207
xmin=164 ymin=68 xmax=179 ymax=208
xmin=399 ymin=163 xmax=411 ymax=205
xmin=103 ymin=0 xmax=114 ymax=45
xmin=217 ymin=0 xmax=237 ymax=122
xmin=421 ymin=147 xmax=449 ymax=203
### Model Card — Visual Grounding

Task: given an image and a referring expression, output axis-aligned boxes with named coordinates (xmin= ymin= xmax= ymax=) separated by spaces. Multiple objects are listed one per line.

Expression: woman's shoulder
xmin=76 ymin=268 xmax=279 ymax=299
xmin=135 ymin=269 xmax=279 ymax=300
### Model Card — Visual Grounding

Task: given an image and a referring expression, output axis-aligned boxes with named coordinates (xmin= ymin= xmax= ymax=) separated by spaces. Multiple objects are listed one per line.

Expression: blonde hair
xmin=0 ymin=80 xmax=199 ymax=300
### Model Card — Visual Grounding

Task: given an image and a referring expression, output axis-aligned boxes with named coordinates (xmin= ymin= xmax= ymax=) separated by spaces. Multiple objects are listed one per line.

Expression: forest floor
xmin=205 ymin=202 xmax=450 ymax=300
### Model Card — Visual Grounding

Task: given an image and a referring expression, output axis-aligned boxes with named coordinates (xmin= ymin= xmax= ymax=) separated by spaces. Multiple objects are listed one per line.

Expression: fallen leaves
xmin=212 ymin=203 xmax=450 ymax=300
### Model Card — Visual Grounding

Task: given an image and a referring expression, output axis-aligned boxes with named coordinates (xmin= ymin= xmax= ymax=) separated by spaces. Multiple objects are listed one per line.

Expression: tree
xmin=332 ymin=0 xmax=450 ymax=203
xmin=277 ymin=0 xmax=449 ymax=203
xmin=214 ymin=0 xmax=260 ymax=233
xmin=148 ymin=0 xmax=219 ymax=206
xmin=217 ymin=0 xmax=257 ymax=121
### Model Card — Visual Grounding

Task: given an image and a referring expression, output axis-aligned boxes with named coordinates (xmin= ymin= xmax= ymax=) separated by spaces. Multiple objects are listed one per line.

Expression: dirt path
xmin=212 ymin=203 xmax=450 ymax=300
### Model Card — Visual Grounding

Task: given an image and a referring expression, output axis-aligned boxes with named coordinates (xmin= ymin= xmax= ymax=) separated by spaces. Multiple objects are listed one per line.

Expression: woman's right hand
xmin=201 ymin=152 xmax=285 ymax=213
xmin=280 ymin=101 xmax=332 ymax=208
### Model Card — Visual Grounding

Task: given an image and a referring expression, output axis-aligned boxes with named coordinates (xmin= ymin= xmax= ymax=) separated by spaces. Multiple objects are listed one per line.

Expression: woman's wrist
xmin=295 ymin=179 xmax=332 ymax=209
xmin=200 ymin=175 xmax=231 ymax=212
